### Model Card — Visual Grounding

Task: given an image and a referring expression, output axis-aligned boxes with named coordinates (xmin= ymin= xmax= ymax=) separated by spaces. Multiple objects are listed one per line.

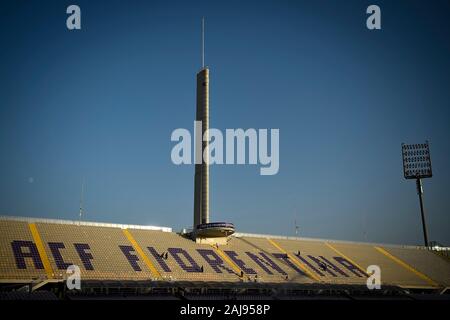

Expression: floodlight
xmin=401 ymin=141 xmax=433 ymax=247
xmin=401 ymin=142 xmax=432 ymax=179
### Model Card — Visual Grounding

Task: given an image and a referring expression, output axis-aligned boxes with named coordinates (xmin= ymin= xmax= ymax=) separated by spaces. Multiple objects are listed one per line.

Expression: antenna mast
xmin=202 ymin=17 xmax=205 ymax=69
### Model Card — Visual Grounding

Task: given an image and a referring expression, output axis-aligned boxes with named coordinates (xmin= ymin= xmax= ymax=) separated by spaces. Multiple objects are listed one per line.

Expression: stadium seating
xmin=0 ymin=220 xmax=46 ymax=280
xmin=380 ymin=246 xmax=450 ymax=286
xmin=0 ymin=217 xmax=449 ymax=290
xmin=225 ymin=236 xmax=314 ymax=284
xmin=329 ymin=242 xmax=439 ymax=287
xmin=129 ymin=229 xmax=239 ymax=282
xmin=272 ymin=238 xmax=368 ymax=285
xmin=36 ymin=222 xmax=153 ymax=281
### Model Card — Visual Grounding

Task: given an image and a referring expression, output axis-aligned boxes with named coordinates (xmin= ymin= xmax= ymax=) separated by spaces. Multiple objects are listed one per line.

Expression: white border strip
xmin=0 ymin=215 xmax=172 ymax=232
xmin=1 ymin=216 xmax=448 ymax=251
xmin=234 ymin=232 xmax=449 ymax=251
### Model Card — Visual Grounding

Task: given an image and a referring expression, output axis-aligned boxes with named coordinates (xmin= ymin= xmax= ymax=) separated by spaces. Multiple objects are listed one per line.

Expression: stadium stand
xmin=329 ymin=242 xmax=440 ymax=288
xmin=0 ymin=220 xmax=45 ymax=280
xmin=1 ymin=216 xmax=449 ymax=299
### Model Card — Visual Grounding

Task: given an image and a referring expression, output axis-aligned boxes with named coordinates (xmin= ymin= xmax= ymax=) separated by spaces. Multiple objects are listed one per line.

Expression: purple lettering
xmin=318 ymin=256 xmax=348 ymax=277
xmin=224 ymin=251 xmax=256 ymax=274
xmin=295 ymin=254 xmax=325 ymax=276
xmin=11 ymin=240 xmax=43 ymax=270
xmin=168 ymin=248 xmax=201 ymax=272
xmin=119 ymin=245 xmax=141 ymax=271
xmin=74 ymin=243 xmax=94 ymax=271
xmin=197 ymin=249 xmax=234 ymax=274
xmin=147 ymin=247 xmax=171 ymax=272
xmin=246 ymin=252 xmax=287 ymax=275
xmin=273 ymin=253 xmax=307 ymax=275
xmin=334 ymin=257 xmax=367 ymax=277
xmin=308 ymin=255 xmax=338 ymax=277
xmin=48 ymin=242 xmax=72 ymax=270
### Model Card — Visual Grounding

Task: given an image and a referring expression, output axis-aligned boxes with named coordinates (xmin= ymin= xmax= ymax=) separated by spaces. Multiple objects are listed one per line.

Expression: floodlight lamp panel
xmin=401 ymin=142 xmax=433 ymax=179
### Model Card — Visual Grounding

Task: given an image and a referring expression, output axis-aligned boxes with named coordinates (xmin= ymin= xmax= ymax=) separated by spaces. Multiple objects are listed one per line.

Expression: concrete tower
xmin=193 ymin=18 xmax=209 ymax=230
xmin=191 ymin=18 xmax=234 ymax=242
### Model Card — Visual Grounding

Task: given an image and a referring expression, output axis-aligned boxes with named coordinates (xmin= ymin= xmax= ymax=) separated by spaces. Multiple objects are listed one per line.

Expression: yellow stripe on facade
xmin=374 ymin=246 xmax=438 ymax=287
xmin=210 ymin=245 xmax=243 ymax=276
xmin=325 ymin=242 xmax=369 ymax=277
xmin=267 ymin=238 xmax=321 ymax=282
xmin=28 ymin=223 xmax=53 ymax=279
xmin=122 ymin=229 xmax=162 ymax=279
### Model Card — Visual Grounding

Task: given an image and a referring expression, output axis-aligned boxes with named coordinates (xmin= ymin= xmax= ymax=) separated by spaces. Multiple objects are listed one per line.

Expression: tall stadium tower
xmin=192 ymin=18 xmax=235 ymax=242
xmin=193 ymin=69 xmax=209 ymax=228
xmin=193 ymin=18 xmax=209 ymax=230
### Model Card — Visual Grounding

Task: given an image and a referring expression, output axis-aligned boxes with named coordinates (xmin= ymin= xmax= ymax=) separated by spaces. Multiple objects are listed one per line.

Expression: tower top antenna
xmin=202 ymin=17 xmax=205 ymax=69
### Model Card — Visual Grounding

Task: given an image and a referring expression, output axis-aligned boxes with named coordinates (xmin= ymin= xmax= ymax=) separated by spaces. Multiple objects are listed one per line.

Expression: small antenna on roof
xmin=201 ymin=17 xmax=205 ymax=69
xmin=294 ymin=209 xmax=299 ymax=236
xmin=79 ymin=178 xmax=84 ymax=225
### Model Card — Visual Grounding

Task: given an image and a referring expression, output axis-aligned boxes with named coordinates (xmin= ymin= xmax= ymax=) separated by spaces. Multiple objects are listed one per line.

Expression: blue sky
xmin=0 ymin=0 xmax=449 ymax=245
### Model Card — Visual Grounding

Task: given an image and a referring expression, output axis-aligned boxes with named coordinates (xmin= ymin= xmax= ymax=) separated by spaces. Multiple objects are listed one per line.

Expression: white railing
xmin=233 ymin=232 xmax=431 ymax=250
xmin=2 ymin=215 xmax=444 ymax=250
xmin=0 ymin=215 xmax=172 ymax=232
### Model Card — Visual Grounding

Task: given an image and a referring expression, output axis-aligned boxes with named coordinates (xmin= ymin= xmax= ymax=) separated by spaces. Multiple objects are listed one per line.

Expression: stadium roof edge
xmin=0 ymin=215 xmax=444 ymax=250
xmin=0 ymin=215 xmax=172 ymax=232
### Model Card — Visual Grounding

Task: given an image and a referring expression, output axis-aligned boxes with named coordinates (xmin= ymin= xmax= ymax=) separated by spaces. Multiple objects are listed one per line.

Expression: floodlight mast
xmin=416 ymin=178 xmax=428 ymax=247
xmin=401 ymin=141 xmax=433 ymax=247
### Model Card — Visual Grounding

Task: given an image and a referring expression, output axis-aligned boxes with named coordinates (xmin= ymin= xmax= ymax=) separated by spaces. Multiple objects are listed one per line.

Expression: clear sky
xmin=0 ymin=0 xmax=449 ymax=245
